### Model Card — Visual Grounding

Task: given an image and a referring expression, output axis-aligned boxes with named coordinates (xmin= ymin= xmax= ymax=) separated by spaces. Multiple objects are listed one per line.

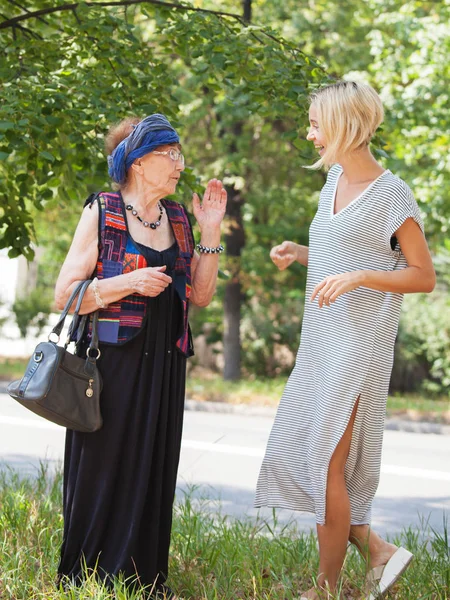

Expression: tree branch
xmin=0 ymin=0 xmax=325 ymax=70
xmin=6 ymin=0 xmax=50 ymax=26
xmin=0 ymin=11 xmax=41 ymax=38
xmin=0 ymin=0 xmax=242 ymax=30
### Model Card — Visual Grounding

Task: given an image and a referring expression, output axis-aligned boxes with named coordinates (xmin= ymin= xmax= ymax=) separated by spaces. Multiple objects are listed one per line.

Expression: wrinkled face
xmin=133 ymin=143 xmax=185 ymax=195
xmin=306 ymin=104 xmax=326 ymax=157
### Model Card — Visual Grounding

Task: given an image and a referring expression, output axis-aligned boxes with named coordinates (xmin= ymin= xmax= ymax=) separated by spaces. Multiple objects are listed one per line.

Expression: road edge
xmin=1 ymin=382 xmax=449 ymax=435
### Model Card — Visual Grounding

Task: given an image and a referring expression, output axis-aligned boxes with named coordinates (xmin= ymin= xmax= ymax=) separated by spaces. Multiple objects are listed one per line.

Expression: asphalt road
xmin=1 ymin=392 xmax=449 ymax=538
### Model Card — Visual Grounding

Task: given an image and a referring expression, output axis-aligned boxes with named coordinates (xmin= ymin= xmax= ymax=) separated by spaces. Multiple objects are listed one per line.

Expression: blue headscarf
xmin=107 ymin=113 xmax=180 ymax=185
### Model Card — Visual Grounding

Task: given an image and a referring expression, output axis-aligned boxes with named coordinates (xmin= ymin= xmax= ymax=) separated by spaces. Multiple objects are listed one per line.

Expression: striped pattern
xmin=255 ymin=165 xmax=424 ymax=526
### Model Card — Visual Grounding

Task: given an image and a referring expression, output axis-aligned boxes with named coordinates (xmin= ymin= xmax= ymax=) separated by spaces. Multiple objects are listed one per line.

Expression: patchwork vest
xmin=91 ymin=192 xmax=194 ymax=357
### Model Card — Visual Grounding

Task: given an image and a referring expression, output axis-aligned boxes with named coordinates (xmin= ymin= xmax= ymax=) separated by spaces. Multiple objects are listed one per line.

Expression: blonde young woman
xmin=255 ymin=82 xmax=435 ymax=599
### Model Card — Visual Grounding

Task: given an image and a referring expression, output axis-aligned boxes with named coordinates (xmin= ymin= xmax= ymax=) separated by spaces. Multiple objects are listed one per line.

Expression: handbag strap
xmin=67 ymin=312 xmax=88 ymax=344
xmin=68 ymin=281 xmax=100 ymax=361
xmin=70 ymin=281 xmax=100 ymax=356
xmin=51 ymin=280 xmax=88 ymax=339
xmin=65 ymin=281 xmax=91 ymax=341
xmin=84 ymin=304 xmax=101 ymax=375
xmin=59 ymin=280 xmax=100 ymax=356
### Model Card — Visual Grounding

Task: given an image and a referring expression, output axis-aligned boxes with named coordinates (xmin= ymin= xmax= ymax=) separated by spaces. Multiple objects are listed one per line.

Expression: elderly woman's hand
xmin=193 ymin=179 xmax=227 ymax=231
xmin=129 ymin=266 xmax=173 ymax=297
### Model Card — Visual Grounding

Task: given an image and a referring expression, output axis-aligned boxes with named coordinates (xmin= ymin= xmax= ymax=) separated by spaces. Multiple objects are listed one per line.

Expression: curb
xmin=2 ymin=383 xmax=449 ymax=436
xmin=184 ymin=399 xmax=450 ymax=436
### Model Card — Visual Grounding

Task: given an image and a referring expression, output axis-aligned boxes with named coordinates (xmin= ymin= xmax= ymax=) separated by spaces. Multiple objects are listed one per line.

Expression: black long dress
xmin=58 ymin=241 xmax=186 ymax=597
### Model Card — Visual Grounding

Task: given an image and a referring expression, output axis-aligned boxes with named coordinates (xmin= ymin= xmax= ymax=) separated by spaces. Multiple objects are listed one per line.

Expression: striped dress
xmin=255 ymin=165 xmax=424 ymax=525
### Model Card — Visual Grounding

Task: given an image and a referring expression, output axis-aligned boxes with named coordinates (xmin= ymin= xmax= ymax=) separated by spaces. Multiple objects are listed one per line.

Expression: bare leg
xmin=349 ymin=525 xmax=397 ymax=569
xmin=301 ymin=401 xmax=359 ymax=599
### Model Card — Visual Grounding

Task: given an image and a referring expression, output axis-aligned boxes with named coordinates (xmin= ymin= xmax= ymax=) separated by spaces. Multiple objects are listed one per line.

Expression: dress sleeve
xmin=386 ymin=180 xmax=424 ymax=244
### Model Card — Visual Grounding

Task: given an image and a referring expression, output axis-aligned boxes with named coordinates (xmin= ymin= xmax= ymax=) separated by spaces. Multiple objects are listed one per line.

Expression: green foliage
xmin=393 ymin=250 xmax=450 ymax=396
xmin=237 ymin=0 xmax=450 ymax=390
xmin=2 ymin=1 xmax=449 ymax=392
xmin=253 ymin=0 xmax=450 ymax=245
xmin=0 ymin=0 xmax=329 ymax=385
xmin=12 ymin=287 xmax=52 ymax=338
xmin=0 ymin=466 xmax=449 ymax=599
xmin=0 ymin=0 xmax=326 ymax=259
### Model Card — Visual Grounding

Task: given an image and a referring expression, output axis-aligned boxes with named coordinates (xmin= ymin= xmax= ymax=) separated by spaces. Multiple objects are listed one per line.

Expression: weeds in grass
xmin=0 ymin=466 xmax=448 ymax=599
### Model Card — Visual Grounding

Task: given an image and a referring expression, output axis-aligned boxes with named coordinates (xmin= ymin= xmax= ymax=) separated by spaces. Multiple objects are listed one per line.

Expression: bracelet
xmin=196 ymin=243 xmax=225 ymax=254
xmin=91 ymin=277 xmax=107 ymax=309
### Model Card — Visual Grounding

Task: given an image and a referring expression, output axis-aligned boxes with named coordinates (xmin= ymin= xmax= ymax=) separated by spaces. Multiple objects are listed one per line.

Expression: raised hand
xmin=192 ymin=179 xmax=227 ymax=232
xmin=270 ymin=241 xmax=298 ymax=271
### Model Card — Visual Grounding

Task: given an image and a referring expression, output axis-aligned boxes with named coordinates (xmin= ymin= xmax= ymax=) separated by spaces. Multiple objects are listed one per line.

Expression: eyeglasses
xmin=152 ymin=148 xmax=185 ymax=165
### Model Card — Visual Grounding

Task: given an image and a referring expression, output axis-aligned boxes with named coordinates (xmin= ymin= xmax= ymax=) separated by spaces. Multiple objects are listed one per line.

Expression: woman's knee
xmin=328 ymin=452 xmax=348 ymax=478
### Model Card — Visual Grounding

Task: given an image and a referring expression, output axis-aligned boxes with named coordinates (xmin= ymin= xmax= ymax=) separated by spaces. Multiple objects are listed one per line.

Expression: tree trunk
xmin=223 ymin=168 xmax=245 ymax=380
xmin=243 ymin=0 xmax=252 ymax=21
xmin=222 ymin=1 xmax=251 ymax=381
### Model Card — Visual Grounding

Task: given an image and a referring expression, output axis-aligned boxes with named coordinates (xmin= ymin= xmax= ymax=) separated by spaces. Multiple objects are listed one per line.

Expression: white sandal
xmin=365 ymin=546 xmax=413 ymax=599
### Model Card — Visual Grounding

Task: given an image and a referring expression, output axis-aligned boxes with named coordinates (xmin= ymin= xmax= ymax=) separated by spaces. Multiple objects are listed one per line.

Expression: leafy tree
xmin=12 ymin=288 xmax=52 ymax=338
xmin=0 ymin=0 xmax=327 ymax=379
xmin=250 ymin=0 xmax=450 ymax=244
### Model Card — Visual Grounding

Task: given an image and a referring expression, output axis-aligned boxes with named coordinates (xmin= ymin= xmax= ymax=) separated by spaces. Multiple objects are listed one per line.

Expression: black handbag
xmin=7 ymin=280 xmax=103 ymax=432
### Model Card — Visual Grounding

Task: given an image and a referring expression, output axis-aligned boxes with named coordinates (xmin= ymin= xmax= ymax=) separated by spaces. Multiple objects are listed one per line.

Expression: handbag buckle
xmin=34 ymin=351 xmax=43 ymax=363
xmin=48 ymin=332 xmax=60 ymax=344
xmin=86 ymin=347 xmax=101 ymax=360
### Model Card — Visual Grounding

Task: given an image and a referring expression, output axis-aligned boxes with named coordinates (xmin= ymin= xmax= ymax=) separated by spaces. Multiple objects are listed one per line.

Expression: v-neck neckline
xmin=330 ymin=167 xmax=390 ymax=219
xmin=120 ymin=194 xmax=178 ymax=253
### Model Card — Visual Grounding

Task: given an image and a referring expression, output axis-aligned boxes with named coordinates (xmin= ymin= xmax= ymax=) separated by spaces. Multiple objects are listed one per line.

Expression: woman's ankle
xmin=369 ymin=541 xmax=398 ymax=569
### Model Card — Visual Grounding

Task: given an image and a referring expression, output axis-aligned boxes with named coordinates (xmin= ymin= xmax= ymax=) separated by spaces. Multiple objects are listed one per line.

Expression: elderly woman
xmin=255 ymin=82 xmax=435 ymax=599
xmin=54 ymin=114 xmax=227 ymax=597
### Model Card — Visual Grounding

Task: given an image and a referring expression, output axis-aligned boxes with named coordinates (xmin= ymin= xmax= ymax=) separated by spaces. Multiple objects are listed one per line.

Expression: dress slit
xmin=255 ymin=164 xmax=424 ymax=526
xmin=322 ymin=395 xmax=361 ymax=525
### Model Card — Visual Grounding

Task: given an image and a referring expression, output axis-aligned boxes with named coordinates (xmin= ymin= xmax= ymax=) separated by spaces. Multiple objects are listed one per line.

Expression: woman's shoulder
xmin=376 ymin=171 xmax=418 ymax=206
xmin=84 ymin=190 xmax=120 ymax=209
xmin=379 ymin=170 xmax=413 ymax=192
xmin=378 ymin=171 xmax=424 ymax=231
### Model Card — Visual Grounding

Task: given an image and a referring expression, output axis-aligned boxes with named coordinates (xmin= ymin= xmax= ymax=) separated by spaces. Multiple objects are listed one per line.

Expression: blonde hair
xmin=308 ymin=80 xmax=384 ymax=169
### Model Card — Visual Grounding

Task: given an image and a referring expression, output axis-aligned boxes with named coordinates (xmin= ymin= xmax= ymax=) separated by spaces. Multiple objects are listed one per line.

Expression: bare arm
xmin=311 ymin=218 xmax=436 ymax=308
xmin=359 ymin=218 xmax=435 ymax=293
xmin=189 ymin=242 xmax=220 ymax=308
xmin=270 ymin=241 xmax=309 ymax=270
xmin=55 ymin=202 xmax=172 ymax=315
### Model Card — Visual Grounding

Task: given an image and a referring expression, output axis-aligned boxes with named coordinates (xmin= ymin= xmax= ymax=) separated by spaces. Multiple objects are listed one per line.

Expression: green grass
xmin=186 ymin=373 xmax=450 ymax=422
xmin=186 ymin=373 xmax=287 ymax=407
xmin=0 ymin=357 xmax=28 ymax=382
xmin=0 ymin=466 xmax=449 ymax=599
xmin=387 ymin=393 xmax=450 ymax=421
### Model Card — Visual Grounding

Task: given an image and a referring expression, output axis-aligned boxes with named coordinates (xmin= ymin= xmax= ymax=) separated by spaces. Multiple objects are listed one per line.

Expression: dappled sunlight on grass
xmin=0 ymin=467 xmax=448 ymax=599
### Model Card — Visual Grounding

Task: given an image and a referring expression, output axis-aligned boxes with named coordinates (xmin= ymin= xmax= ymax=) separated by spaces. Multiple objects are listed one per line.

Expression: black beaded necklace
xmin=126 ymin=202 xmax=163 ymax=230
